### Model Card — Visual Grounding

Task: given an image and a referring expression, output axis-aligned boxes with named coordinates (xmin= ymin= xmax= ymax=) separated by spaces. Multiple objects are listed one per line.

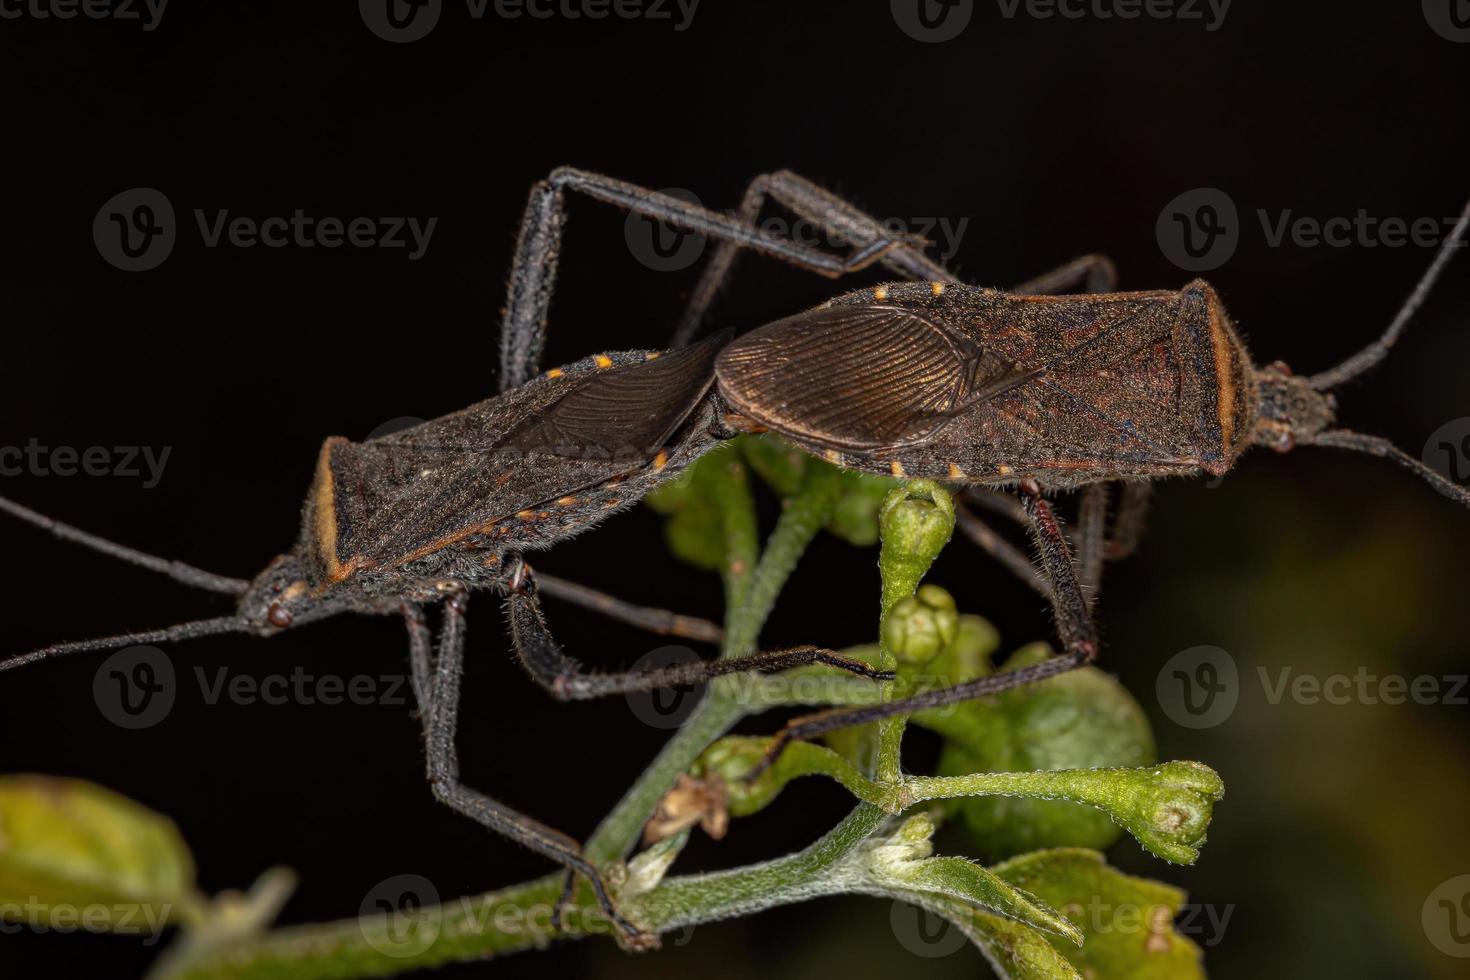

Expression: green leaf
xmin=739 ymin=434 xmax=904 ymax=546
xmin=645 ymin=444 xmax=745 ymax=572
xmin=924 ymin=643 xmax=1157 ymax=859
xmin=989 ymin=848 xmax=1207 ymax=980
xmin=0 ymin=775 xmax=205 ymax=938
xmin=870 ymin=815 xmax=1082 ymax=946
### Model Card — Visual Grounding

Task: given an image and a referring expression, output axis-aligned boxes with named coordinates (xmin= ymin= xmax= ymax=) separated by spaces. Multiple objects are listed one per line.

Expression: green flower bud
xmin=1112 ymin=761 xmax=1225 ymax=865
xmin=882 ymin=584 xmax=960 ymax=665
xmin=694 ymin=737 xmax=782 ymax=817
xmin=878 ymin=482 xmax=956 ymax=599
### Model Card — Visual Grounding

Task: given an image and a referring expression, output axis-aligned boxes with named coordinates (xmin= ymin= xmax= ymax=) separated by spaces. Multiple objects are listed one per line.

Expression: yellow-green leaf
xmin=0 ymin=775 xmax=204 ymax=939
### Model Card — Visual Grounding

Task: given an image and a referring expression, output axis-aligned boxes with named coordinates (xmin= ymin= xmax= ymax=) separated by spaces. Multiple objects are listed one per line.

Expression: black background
xmin=3 ymin=2 xmax=1470 ymax=978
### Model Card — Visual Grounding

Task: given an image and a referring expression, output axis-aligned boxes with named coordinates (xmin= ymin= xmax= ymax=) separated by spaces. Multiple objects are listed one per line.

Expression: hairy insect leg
xmin=533 ymin=572 xmax=723 ymax=644
xmin=1075 ymin=483 xmax=1109 ymax=598
xmin=504 ymin=561 xmax=892 ymax=700
xmin=747 ymin=481 xmax=1100 ymax=778
xmin=1012 ymin=253 xmax=1119 ymax=295
xmin=953 ymin=501 xmax=1049 ymax=597
xmin=497 ymin=167 xmax=919 ymax=390
xmin=672 ymin=170 xmax=956 ymax=346
xmin=407 ymin=591 xmax=655 ymax=948
xmin=1105 ymin=482 xmax=1153 ymax=560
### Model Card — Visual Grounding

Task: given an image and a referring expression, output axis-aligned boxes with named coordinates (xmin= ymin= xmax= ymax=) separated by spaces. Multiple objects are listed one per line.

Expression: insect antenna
xmin=1308 ymin=195 xmax=1470 ymax=390
xmin=1304 ymin=429 xmax=1470 ymax=508
xmin=0 ymin=494 xmax=250 ymax=596
xmin=0 ymin=616 xmax=250 ymax=673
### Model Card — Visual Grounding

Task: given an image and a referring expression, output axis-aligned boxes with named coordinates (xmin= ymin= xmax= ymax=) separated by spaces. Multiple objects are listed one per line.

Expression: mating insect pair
xmin=4 ymin=168 xmax=1468 ymax=945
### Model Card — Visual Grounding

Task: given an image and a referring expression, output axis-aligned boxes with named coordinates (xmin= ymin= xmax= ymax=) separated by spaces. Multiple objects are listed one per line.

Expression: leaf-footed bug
xmin=3 ymin=168 xmax=1467 ymax=943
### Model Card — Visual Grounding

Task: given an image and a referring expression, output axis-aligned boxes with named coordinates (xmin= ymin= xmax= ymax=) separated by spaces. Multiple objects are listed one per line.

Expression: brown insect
xmin=3 ymin=168 xmax=1466 ymax=945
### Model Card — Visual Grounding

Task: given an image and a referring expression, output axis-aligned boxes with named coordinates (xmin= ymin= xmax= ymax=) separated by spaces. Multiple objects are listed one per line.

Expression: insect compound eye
xmin=267 ymin=602 xmax=294 ymax=629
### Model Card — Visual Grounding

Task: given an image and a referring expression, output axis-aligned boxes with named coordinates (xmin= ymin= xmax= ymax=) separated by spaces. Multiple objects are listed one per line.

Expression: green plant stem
xmin=152 ymin=471 xmax=969 ymax=980
xmin=587 ymin=460 xmax=842 ymax=865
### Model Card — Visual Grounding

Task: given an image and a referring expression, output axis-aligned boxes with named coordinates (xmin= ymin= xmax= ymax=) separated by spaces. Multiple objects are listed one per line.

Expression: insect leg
xmin=746 ymin=481 xmax=1099 ymax=778
xmin=1104 ymin=482 xmax=1153 ymax=560
xmin=672 ymin=170 xmax=955 ymax=346
xmin=533 ymin=572 xmax=723 ymax=644
xmin=1075 ymin=483 xmax=1109 ymax=598
xmin=1012 ymin=254 xmax=1119 ymax=295
xmin=498 ymin=168 xmax=919 ymax=391
xmin=953 ymin=501 xmax=1048 ymax=597
xmin=504 ymin=563 xmax=892 ymax=700
xmin=402 ymin=602 xmax=432 ymax=720
xmin=410 ymin=591 xmax=655 ymax=947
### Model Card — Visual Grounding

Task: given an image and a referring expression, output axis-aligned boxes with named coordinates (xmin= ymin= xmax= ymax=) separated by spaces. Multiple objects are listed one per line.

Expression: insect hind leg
xmin=404 ymin=593 xmax=656 ymax=948
xmin=498 ymin=168 xmax=925 ymax=392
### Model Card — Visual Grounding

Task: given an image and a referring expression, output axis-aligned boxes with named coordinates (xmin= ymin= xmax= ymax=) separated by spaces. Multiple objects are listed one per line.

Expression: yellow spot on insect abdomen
xmin=874 ymin=286 xmax=889 ymax=301
xmin=594 ymin=354 xmax=614 ymax=369
xmin=931 ymin=282 xmax=945 ymax=296
xmin=947 ymin=463 xmax=965 ymax=480
xmin=545 ymin=367 xmax=564 ymax=379
xmin=653 ymin=450 xmax=669 ymax=471
xmin=889 ymin=460 xmax=905 ymax=477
